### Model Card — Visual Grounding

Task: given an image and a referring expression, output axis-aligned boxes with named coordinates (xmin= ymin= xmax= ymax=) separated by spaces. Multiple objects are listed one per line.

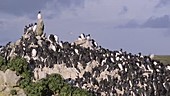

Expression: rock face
xmin=36 ymin=19 xmax=44 ymax=36
xmin=0 ymin=71 xmax=5 ymax=92
xmin=0 ymin=69 xmax=25 ymax=96
xmin=5 ymin=69 xmax=20 ymax=87
xmin=0 ymin=30 xmax=170 ymax=96
xmin=0 ymin=69 xmax=20 ymax=87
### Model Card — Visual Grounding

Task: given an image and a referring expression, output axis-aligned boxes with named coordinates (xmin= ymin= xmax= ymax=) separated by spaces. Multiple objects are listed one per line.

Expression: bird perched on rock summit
xmin=36 ymin=11 xmax=44 ymax=36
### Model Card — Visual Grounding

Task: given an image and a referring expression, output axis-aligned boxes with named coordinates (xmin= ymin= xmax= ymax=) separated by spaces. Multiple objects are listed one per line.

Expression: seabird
xmin=48 ymin=34 xmax=55 ymax=43
xmin=37 ymin=11 xmax=42 ymax=20
xmin=50 ymin=44 xmax=56 ymax=52
xmin=91 ymin=39 xmax=98 ymax=48
xmin=74 ymin=48 xmax=79 ymax=55
xmin=78 ymin=36 xmax=82 ymax=41
xmin=31 ymin=48 xmax=37 ymax=58
xmin=24 ymin=25 xmax=29 ymax=33
xmin=149 ymin=54 xmax=154 ymax=60
xmin=33 ymin=23 xmax=37 ymax=32
xmin=28 ymin=24 xmax=33 ymax=31
xmin=59 ymin=41 xmax=63 ymax=48
xmin=166 ymin=65 xmax=170 ymax=70
xmin=54 ymin=35 xmax=59 ymax=43
xmin=0 ymin=46 xmax=3 ymax=51
xmin=80 ymin=33 xmax=85 ymax=39
xmin=47 ymin=34 xmax=59 ymax=44
xmin=86 ymin=34 xmax=91 ymax=40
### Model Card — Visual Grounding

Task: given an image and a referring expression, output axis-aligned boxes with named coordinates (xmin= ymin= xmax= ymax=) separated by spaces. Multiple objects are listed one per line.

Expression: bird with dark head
xmin=37 ymin=11 xmax=42 ymax=19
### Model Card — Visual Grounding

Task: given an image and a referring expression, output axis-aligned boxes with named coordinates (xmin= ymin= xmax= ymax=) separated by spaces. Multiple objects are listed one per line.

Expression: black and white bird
xmin=91 ymin=39 xmax=98 ymax=48
xmin=48 ymin=34 xmax=55 ymax=43
xmin=37 ymin=11 xmax=42 ymax=20
xmin=48 ymin=34 xmax=59 ymax=44
xmin=149 ymin=54 xmax=154 ymax=60
xmin=33 ymin=23 xmax=37 ymax=32
xmin=31 ymin=48 xmax=37 ymax=57
xmin=54 ymin=35 xmax=59 ymax=44
xmin=86 ymin=34 xmax=91 ymax=40
xmin=74 ymin=48 xmax=79 ymax=55
xmin=0 ymin=45 xmax=3 ymax=51
xmin=24 ymin=25 xmax=29 ymax=33
xmin=78 ymin=36 xmax=82 ymax=41
xmin=28 ymin=24 xmax=33 ymax=31
xmin=80 ymin=33 xmax=85 ymax=40
xmin=59 ymin=41 xmax=63 ymax=48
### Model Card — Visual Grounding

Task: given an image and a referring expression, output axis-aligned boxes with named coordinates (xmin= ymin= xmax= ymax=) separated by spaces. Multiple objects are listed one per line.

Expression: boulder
xmin=5 ymin=69 xmax=20 ymax=87
xmin=0 ymin=71 xmax=5 ymax=92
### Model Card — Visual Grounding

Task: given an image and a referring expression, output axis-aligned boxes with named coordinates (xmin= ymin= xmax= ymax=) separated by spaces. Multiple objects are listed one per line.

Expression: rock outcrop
xmin=0 ymin=69 xmax=25 ymax=96
xmin=5 ymin=69 xmax=20 ymax=87
xmin=0 ymin=31 xmax=170 ymax=96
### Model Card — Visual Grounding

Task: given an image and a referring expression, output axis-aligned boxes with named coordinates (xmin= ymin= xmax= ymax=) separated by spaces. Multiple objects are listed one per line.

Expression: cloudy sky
xmin=0 ymin=0 xmax=170 ymax=55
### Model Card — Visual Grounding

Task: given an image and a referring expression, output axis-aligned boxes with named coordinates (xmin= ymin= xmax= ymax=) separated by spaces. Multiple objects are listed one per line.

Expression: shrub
xmin=10 ymin=89 xmax=17 ymax=95
xmin=60 ymin=83 xmax=72 ymax=96
xmin=47 ymin=74 xmax=64 ymax=93
xmin=0 ymin=56 xmax=7 ymax=71
xmin=0 ymin=56 xmax=92 ymax=96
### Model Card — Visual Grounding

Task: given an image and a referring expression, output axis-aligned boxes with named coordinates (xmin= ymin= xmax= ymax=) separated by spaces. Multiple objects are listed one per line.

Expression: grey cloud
xmin=162 ymin=29 xmax=170 ymax=37
xmin=0 ymin=0 xmax=48 ymax=16
xmin=142 ymin=15 xmax=170 ymax=28
xmin=116 ymin=20 xmax=139 ymax=28
xmin=116 ymin=15 xmax=170 ymax=28
xmin=54 ymin=0 xmax=84 ymax=8
xmin=155 ymin=0 xmax=170 ymax=8
xmin=0 ymin=21 xmax=4 ymax=27
xmin=0 ymin=0 xmax=85 ymax=19
xmin=0 ymin=20 xmax=6 ymax=29
xmin=119 ymin=6 xmax=128 ymax=15
xmin=44 ymin=0 xmax=85 ymax=19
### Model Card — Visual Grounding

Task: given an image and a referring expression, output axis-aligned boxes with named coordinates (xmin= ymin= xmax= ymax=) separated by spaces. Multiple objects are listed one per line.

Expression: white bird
xmin=101 ymin=58 xmax=107 ymax=66
xmin=78 ymin=36 xmax=82 ymax=41
xmin=149 ymin=54 xmax=155 ymax=60
xmin=47 ymin=35 xmax=53 ymax=43
xmin=37 ymin=11 xmax=42 ymax=19
xmin=0 ymin=46 xmax=3 ymax=51
xmin=91 ymin=39 xmax=98 ymax=47
xmin=116 ymin=57 xmax=120 ymax=61
xmin=50 ymin=44 xmax=56 ymax=52
xmin=33 ymin=23 xmax=37 ymax=32
xmin=110 ymin=57 xmax=114 ymax=63
xmin=153 ymin=61 xmax=157 ymax=65
xmin=32 ymin=48 xmax=37 ymax=57
xmin=28 ymin=24 xmax=33 ymax=31
xmin=86 ymin=34 xmax=91 ymax=40
xmin=118 ymin=63 xmax=123 ymax=70
xmin=59 ymin=41 xmax=63 ymax=48
xmin=54 ymin=35 xmax=59 ymax=43
xmin=74 ymin=48 xmax=79 ymax=55
xmin=48 ymin=34 xmax=59 ymax=44
xmin=80 ymin=33 xmax=85 ymax=39
xmin=166 ymin=65 xmax=170 ymax=70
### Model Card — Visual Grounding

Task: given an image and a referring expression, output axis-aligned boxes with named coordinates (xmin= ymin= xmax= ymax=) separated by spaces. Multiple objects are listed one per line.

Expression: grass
xmin=154 ymin=55 xmax=170 ymax=65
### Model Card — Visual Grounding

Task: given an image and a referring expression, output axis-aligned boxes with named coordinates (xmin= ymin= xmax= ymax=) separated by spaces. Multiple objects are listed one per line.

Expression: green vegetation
xmin=0 ymin=56 xmax=93 ymax=96
xmin=154 ymin=55 xmax=170 ymax=65
xmin=10 ymin=89 xmax=17 ymax=95
xmin=0 ymin=56 xmax=7 ymax=72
